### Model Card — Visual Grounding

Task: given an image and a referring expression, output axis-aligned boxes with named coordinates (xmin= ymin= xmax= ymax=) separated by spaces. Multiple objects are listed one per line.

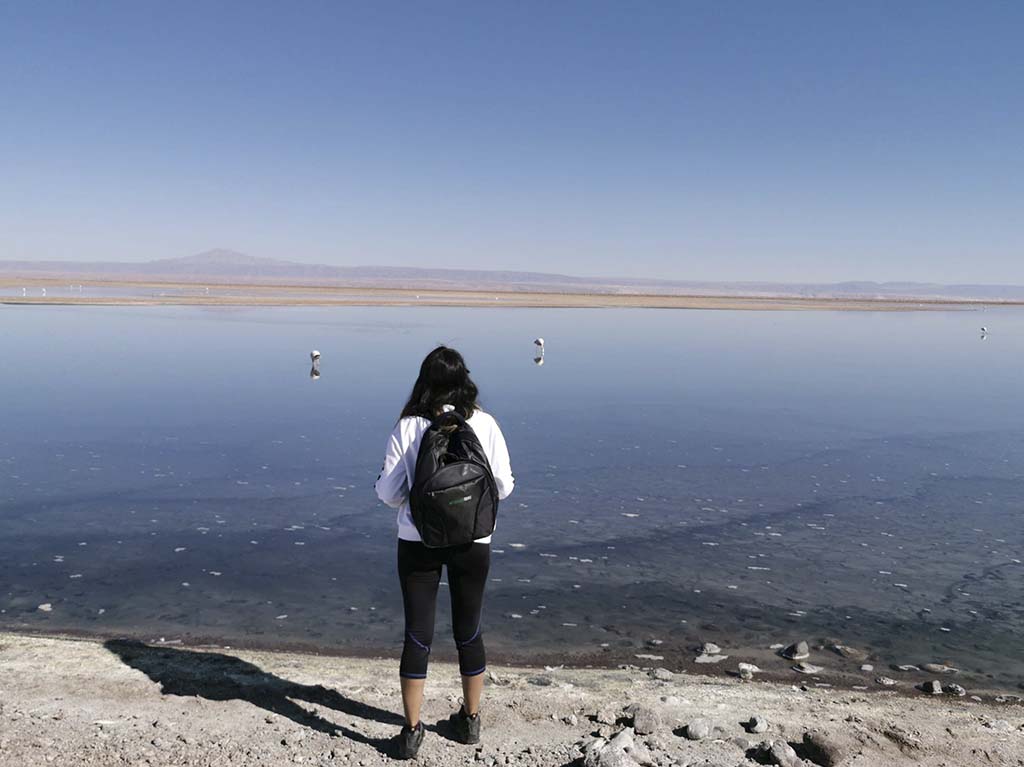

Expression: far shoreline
xmin=0 ymin=277 xmax=1013 ymax=310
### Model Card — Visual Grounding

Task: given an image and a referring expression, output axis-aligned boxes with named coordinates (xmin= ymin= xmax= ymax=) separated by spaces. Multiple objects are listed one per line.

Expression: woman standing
xmin=375 ymin=346 xmax=514 ymax=760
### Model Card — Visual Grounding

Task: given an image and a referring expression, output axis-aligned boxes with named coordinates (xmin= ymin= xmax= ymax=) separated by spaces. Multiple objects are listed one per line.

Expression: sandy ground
xmin=0 ymin=278 xmax=997 ymax=310
xmin=1 ymin=632 xmax=1021 ymax=767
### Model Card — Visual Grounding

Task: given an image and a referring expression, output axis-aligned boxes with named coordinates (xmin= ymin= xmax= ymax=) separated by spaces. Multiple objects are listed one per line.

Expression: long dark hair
xmin=400 ymin=346 xmax=480 ymax=420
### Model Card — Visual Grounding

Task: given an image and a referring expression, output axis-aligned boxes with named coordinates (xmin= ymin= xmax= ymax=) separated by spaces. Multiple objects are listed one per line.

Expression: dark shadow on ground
xmin=104 ymin=638 xmax=401 ymax=756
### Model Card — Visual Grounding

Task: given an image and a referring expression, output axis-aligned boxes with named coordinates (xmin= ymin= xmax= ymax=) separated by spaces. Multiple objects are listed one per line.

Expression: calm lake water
xmin=2 ymin=305 xmax=1023 ymax=691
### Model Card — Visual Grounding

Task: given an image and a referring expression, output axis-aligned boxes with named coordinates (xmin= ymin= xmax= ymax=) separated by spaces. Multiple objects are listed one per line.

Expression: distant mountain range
xmin=2 ymin=249 xmax=1023 ymax=301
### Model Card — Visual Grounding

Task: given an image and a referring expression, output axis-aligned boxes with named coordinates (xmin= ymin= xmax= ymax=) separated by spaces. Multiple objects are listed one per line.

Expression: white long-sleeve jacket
xmin=374 ymin=409 xmax=515 ymax=543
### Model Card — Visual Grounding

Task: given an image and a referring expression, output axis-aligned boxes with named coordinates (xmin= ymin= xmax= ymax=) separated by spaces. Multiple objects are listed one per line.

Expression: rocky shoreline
xmin=7 ymin=623 xmax=1021 ymax=703
xmin=1 ymin=632 xmax=1021 ymax=766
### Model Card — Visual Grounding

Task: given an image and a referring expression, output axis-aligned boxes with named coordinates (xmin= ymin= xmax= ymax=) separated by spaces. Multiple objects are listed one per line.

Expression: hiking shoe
xmin=396 ymin=721 xmax=424 ymax=760
xmin=448 ymin=706 xmax=481 ymax=744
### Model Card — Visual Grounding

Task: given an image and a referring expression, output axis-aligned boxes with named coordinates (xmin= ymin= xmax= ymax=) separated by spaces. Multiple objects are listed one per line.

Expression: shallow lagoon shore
xmin=0 ymin=277 xmax=997 ymax=310
xmin=1 ymin=632 xmax=1022 ymax=766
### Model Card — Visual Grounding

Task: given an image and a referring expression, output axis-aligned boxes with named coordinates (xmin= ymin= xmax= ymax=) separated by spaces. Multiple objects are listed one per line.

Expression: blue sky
xmin=1 ymin=1 xmax=1022 ymax=283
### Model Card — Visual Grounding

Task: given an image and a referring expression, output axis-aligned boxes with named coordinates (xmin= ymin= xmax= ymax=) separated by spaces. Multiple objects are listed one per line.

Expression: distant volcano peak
xmin=149 ymin=249 xmax=288 ymax=268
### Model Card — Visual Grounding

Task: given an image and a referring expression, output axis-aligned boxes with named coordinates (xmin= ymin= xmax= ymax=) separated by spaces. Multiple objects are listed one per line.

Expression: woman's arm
xmin=488 ymin=420 xmax=515 ymax=500
xmin=374 ymin=427 xmax=409 ymax=508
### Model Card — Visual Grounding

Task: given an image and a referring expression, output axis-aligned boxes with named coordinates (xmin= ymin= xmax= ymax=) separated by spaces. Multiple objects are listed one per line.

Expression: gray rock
xmin=641 ymin=734 xmax=670 ymax=753
xmin=607 ymin=730 xmax=633 ymax=753
xmin=745 ymin=716 xmax=769 ymax=734
xmin=594 ymin=707 xmax=621 ymax=725
xmin=649 ymin=668 xmax=674 ymax=682
xmin=921 ymin=663 xmax=959 ymax=674
xmin=859 ymin=664 xmax=874 ymax=672
xmin=608 ymin=728 xmax=655 ymax=766
xmin=694 ymin=654 xmax=729 ymax=664
xmin=598 ymin=754 xmax=640 ymax=767
xmin=802 ymin=730 xmax=846 ymax=767
xmin=487 ymin=670 xmax=512 ymax=686
xmin=683 ymin=719 xmax=711 ymax=741
xmin=875 ymin=676 xmax=898 ymax=686
xmin=628 ymin=705 xmax=663 ymax=735
xmin=829 ymin=644 xmax=867 ymax=661
xmin=782 ymin=641 xmax=810 ymax=661
xmin=920 ymin=680 xmax=943 ymax=695
xmin=699 ymin=642 xmax=722 ymax=655
xmin=994 ymin=695 xmax=1024 ymax=704
xmin=792 ymin=661 xmax=824 ymax=675
xmin=737 ymin=662 xmax=760 ymax=680
xmin=943 ymin=683 xmax=967 ymax=697
xmin=984 ymin=720 xmax=1013 ymax=732
xmin=581 ymin=738 xmax=608 ymax=767
xmin=564 ymin=714 xmax=579 ymax=726
xmin=755 ymin=739 xmax=801 ymax=767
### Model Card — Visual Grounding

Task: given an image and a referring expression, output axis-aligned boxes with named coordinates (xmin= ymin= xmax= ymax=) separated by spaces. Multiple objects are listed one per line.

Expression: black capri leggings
xmin=397 ymin=539 xmax=490 ymax=679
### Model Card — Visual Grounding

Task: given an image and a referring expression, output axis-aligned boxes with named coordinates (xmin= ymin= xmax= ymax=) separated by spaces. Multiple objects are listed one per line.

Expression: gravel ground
xmin=1 ymin=632 xmax=1021 ymax=766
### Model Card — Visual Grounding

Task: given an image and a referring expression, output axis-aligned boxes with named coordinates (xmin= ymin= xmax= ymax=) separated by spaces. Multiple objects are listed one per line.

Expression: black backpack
xmin=409 ymin=411 xmax=498 ymax=548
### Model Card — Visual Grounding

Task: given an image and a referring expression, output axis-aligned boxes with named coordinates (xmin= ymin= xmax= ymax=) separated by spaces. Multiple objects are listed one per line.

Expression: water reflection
xmin=2 ymin=305 xmax=1024 ymax=691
